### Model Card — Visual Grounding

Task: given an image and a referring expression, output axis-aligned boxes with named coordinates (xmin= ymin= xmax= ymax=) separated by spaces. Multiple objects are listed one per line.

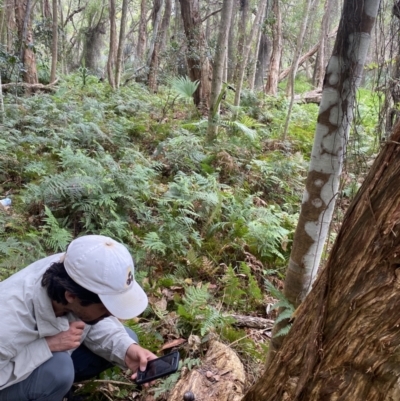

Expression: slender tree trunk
xmin=107 ymin=0 xmax=116 ymax=89
xmin=159 ymin=0 xmax=172 ymax=53
xmin=282 ymin=0 xmax=316 ymax=138
xmin=207 ymin=0 xmax=234 ymax=142
xmin=6 ymin=0 xmax=15 ymax=52
xmin=313 ymin=0 xmax=333 ymax=88
xmin=50 ymin=0 xmax=58 ymax=83
xmin=148 ymin=0 xmax=172 ymax=92
xmin=179 ymin=0 xmax=211 ymax=110
xmin=265 ymin=0 xmax=281 ymax=95
xmin=234 ymin=0 xmax=267 ymax=106
xmin=226 ymin=0 xmax=237 ymax=82
xmin=243 ymin=118 xmax=400 ymax=400
xmin=137 ymin=0 xmax=147 ymax=62
xmin=267 ymin=0 xmax=381 ymax=361
xmin=233 ymin=0 xmax=248 ymax=83
xmin=115 ymin=0 xmax=128 ymax=88
xmin=147 ymin=0 xmax=164 ymax=68
xmin=254 ymin=3 xmax=270 ymax=90
xmin=0 ymin=73 xmax=4 ymax=124
xmin=249 ymin=21 xmax=263 ymax=91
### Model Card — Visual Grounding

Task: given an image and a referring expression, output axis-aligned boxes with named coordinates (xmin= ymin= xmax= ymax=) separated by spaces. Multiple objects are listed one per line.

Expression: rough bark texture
xmin=14 ymin=0 xmax=38 ymax=85
xmin=267 ymin=0 xmax=381 ymax=366
xmin=137 ymin=0 xmax=147 ymax=62
xmin=243 ymin=120 xmax=400 ymax=400
xmin=265 ymin=0 xmax=281 ymax=95
xmin=179 ymin=0 xmax=210 ymax=110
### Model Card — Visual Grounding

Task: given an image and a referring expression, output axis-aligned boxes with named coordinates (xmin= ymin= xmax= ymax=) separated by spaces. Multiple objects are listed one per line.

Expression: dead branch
xmin=2 ymin=79 xmax=59 ymax=93
xmin=230 ymin=314 xmax=274 ymax=329
xmin=279 ymin=27 xmax=338 ymax=82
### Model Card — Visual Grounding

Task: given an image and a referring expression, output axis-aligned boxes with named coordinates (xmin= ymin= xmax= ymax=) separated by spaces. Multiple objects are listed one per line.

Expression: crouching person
xmin=0 ymin=235 xmax=156 ymax=401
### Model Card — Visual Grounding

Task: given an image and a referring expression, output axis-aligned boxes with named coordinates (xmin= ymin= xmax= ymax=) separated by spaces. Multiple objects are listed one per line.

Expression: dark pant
xmin=0 ymin=328 xmax=138 ymax=401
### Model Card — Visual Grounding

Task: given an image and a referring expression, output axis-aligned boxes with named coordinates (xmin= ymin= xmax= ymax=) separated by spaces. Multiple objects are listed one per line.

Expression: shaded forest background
xmin=1 ymin=0 xmax=400 ymax=399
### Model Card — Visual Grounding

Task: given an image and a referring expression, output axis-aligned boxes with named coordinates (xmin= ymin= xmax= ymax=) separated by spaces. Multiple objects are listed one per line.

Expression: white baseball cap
xmin=63 ymin=235 xmax=148 ymax=319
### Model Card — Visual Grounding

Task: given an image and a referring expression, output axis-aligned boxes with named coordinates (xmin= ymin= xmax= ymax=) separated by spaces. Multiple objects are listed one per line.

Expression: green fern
xmin=265 ymin=279 xmax=295 ymax=337
xmin=42 ymin=206 xmax=73 ymax=252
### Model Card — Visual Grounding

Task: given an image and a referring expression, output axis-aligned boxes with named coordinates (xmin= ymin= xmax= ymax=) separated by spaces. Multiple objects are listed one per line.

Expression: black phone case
xmin=136 ymin=351 xmax=180 ymax=384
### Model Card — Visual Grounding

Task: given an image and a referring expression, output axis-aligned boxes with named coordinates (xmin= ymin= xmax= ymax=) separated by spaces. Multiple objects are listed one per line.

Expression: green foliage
xmin=168 ymin=76 xmax=199 ymax=102
xmin=177 ymin=284 xmax=232 ymax=336
xmin=265 ymin=279 xmax=295 ymax=337
xmin=42 ymin=206 xmax=73 ymax=252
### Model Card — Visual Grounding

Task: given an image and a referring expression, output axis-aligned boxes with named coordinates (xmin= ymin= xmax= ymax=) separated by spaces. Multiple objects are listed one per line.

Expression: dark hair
xmin=42 ymin=262 xmax=102 ymax=306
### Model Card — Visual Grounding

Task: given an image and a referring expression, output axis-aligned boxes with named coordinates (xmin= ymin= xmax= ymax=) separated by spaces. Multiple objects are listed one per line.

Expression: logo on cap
xmin=126 ymin=270 xmax=133 ymax=286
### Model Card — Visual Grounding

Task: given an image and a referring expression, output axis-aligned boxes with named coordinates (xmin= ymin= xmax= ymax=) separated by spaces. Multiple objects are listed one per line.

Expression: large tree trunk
xmin=14 ymin=0 xmax=38 ymax=85
xmin=179 ymin=0 xmax=211 ymax=110
xmin=206 ymin=0 xmax=234 ymax=142
xmin=265 ymin=0 xmax=281 ymax=95
xmin=267 ymin=0 xmax=381 ymax=363
xmin=243 ymin=117 xmax=400 ymax=400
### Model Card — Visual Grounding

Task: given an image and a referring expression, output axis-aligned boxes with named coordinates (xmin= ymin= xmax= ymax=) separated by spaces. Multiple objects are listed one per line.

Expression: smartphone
xmin=136 ymin=351 xmax=180 ymax=384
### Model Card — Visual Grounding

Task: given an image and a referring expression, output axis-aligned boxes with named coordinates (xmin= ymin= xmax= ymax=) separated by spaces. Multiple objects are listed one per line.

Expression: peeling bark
xmin=243 ymin=119 xmax=400 ymax=400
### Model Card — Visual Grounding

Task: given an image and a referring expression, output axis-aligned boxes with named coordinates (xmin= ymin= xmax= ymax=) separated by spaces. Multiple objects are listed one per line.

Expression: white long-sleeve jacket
xmin=0 ymin=253 xmax=136 ymax=390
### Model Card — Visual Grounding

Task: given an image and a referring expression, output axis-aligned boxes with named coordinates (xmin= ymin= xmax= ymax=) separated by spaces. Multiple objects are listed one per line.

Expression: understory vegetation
xmin=0 ymin=73 xmax=380 ymax=400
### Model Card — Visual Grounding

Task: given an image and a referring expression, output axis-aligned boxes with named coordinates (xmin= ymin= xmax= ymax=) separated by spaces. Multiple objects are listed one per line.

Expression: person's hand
xmin=45 ymin=321 xmax=85 ymax=352
xmin=125 ymin=343 xmax=157 ymax=382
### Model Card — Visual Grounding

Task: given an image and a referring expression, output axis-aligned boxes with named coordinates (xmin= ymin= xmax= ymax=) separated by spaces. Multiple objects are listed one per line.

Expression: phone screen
xmin=136 ymin=351 xmax=180 ymax=384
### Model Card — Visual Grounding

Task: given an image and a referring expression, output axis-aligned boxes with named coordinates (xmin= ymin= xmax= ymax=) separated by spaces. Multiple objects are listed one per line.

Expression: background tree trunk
xmin=233 ymin=0 xmax=248 ymax=83
xmin=313 ymin=0 xmax=334 ymax=88
xmin=107 ymin=0 xmax=116 ymax=89
xmin=267 ymin=0 xmax=381 ymax=360
xmin=14 ymin=0 xmax=38 ymax=85
xmin=254 ymin=5 xmax=271 ymax=90
xmin=234 ymin=0 xmax=267 ymax=106
xmin=50 ymin=0 xmax=58 ymax=83
xmin=148 ymin=0 xmax=172 ymax=93
xmin=115 ymin=0 xmax=128 ymax=88
xmin=207 ymin=0 xmax=234 ymax=142
xmin=265 ymin=0 xmax=281 ymax=95
xmin=243 ymin=116 xmax=400 ymax=401
xmin=282 ymin=0 xmax=316 ymax=138
xmin=226 ymin=0 xmax=237 ymax=82
xmin=137 ymin=0 xmax=147 ymax=63
xmin=179 ymin=0 xmax=210 ymax=110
